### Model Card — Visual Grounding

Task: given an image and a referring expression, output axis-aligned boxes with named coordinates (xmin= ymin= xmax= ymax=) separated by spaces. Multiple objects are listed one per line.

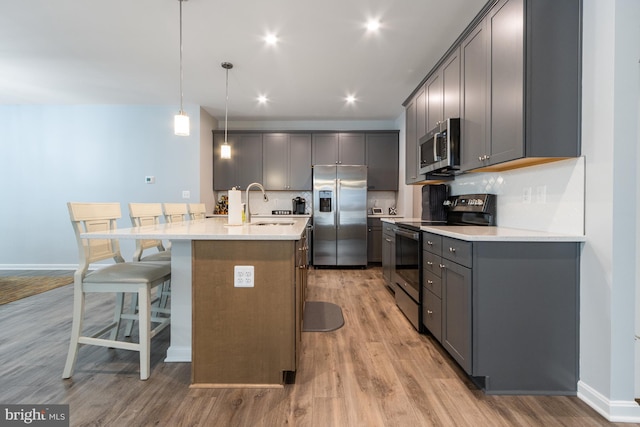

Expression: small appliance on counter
xmin=421 ymin=184 xmax=449 ymax=222
xmin=371 ymin=207 xmax=384 ymax=215
xmin=292 ymin=197 xmax=306 ymax=214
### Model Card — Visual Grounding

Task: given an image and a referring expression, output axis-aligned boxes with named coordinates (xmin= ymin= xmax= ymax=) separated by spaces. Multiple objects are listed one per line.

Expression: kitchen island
xmin=81 ymin=216 xmax=309 ymax=386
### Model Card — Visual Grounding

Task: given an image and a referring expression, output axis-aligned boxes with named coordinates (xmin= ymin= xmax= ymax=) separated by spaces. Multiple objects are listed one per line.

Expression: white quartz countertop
xmin=81 ymin=217 xmax=309 ymax=241
xmin=382 ymin=217 xmax=585 ymax=242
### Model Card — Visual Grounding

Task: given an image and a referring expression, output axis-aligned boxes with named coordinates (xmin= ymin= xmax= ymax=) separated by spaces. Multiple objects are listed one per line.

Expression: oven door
xmin=394 ymin=227 xmax=420 ymax=302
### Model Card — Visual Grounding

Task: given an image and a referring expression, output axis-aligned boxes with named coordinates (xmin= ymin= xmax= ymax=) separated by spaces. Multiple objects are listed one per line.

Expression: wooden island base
xmin=191 ymin=238 xmax=306 ymax=386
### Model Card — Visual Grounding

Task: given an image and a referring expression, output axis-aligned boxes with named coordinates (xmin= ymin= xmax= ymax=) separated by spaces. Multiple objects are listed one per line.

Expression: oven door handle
xmin=394 ymin=228 xmax=419 ymax=241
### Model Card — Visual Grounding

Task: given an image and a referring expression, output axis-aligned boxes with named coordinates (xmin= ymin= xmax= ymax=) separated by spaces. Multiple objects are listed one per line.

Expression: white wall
xmin=577 ymin=0 xmax=640 ymax=422
xmin=449 ymin=158 xmax=584 ymax=234
xmin=0 ymin=104 xmax=204 ymax=268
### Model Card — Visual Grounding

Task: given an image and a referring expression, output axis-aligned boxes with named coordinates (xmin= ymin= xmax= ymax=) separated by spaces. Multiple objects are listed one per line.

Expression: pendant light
xmin=220 ymin=62 xmax=233 ymax=159
xmin=174 ymin=0 xmax=189 ymax=136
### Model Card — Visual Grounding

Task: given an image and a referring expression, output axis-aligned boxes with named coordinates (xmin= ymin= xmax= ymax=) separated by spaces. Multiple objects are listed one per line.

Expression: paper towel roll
xmin=228 ymin=189 xmax=243 ymax=225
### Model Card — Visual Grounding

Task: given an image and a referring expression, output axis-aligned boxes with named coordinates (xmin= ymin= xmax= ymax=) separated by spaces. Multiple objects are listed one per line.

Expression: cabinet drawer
xmin=383 ymin=222 xmax=396 ymax=236
xmin=423 ymin=270 xmax=442 ymax=297
xmin=442 ymin=237 xmax=472 ymax=268
xmin=422 ymin=288 xmax=442 ymax=342
xmin=422 ymin=251 xmax=442 ymax=278
xmin=422 ymin=232 xmax=442 ymax=254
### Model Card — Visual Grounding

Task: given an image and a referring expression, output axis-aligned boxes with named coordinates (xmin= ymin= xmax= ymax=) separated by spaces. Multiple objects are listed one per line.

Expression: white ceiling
xmin=1 ymin=0 xmax=488 ymax=121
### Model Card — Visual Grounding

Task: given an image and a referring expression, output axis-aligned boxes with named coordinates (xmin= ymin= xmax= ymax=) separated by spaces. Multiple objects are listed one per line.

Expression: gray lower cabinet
xmin=263 ymin=133 xmax=312 ymax=191
xmin=422 ymin=231 xmax=580 ymax=394
xmin=366 ymin=133 xmax=399 ymax=191
xmin=381 ymin=222 xmax=396 ymax=289
xmin=367 ymin=218 xmax=382 ymax=263
xmin=312 ymin=133 xmax=365 ymax=165
xmin=213 ymin=132 xmax=263 ymax=191
xmin=441 ymin=258 xmax=472 ymax=373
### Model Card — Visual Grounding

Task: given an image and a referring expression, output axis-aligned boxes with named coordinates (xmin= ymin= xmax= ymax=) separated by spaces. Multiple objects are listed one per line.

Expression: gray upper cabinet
xmin=462 ymin=0 xmax=580 ymax=170
xmin=486 ymin=0 xmax=524 ymax=166
xmin=442 ymin=48 xmax=461 ymax=123
xmin=426 ymin=73 xmax=443 ymax=131
xmin=427 ymin=47 xmax=461 ymax=133
xmin=312 ymin=133 xmax=365 ymax=165
xmin=460 ymin=22 xmax=489 ymax=171
xmin=213 ymin=132 xmax=263 ymax=191
xmin=408 ymin=0 xmax=581 ymax=176
xmin=404 ymin=86 xmax=426 ymax=184
xmin=366 ymin=132 xmax=399 ymax=191
xmin=263 ymin=133 xmax=312 ymax=191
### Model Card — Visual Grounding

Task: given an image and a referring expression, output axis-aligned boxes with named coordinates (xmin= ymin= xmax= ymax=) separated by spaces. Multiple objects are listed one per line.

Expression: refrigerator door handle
xmin=336 ymin=178 xmax=340 ymax=229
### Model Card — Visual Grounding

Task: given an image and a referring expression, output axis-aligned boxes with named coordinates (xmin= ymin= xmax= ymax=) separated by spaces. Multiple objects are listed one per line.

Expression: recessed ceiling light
xmin=264 ymin=33 xmax=279 ymax=46
xmin=345 ymin=95 xmax=357 ymax=104
xmin=366 ymin=19 xmax=381 ymax=32
xmin=257 ymin=95 xmax=268 ymax=104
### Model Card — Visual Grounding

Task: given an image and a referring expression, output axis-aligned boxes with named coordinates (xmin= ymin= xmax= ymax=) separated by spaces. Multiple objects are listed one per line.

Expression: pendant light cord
xmin=224 ymin=67 xmax=229 ymax=143
xmin=179 ymin=0 xmax=184 ymax=115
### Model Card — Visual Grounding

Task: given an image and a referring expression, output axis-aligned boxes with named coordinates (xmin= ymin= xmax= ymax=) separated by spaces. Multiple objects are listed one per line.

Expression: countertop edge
xmin=382 ymin=218 xmax=585 ymax=242
xmin=81 ymin=217 xmax=309 ymax=241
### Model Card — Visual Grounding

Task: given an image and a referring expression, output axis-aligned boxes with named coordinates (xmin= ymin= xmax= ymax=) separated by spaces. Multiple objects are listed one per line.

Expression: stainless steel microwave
xmin=419 ymin=118 xmax=461 ymax=175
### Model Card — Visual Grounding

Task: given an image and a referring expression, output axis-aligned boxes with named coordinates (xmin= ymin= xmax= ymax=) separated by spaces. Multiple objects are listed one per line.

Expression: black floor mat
xmin=302 ymin=301 xmax=344 ymax=332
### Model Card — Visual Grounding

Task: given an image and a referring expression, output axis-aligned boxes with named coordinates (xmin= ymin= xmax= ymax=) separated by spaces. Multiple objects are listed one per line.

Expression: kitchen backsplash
xmin=214 ymin=190 xmax=398 ymax=216
xmin=448 ymin=157 xmax=585 ymax=235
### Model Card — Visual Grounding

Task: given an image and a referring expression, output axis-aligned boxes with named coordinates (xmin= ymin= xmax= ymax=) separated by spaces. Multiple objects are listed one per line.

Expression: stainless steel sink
xmin=250 ymin=220 xmax=295 ymax=226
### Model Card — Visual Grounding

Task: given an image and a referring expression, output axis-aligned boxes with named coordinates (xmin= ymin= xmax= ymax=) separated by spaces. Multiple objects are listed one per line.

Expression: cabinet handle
xmin=439 ymin=264 xmax=446 ymax=269
xmin=385 ymin=238 xmax=392 ymax=242
xmin=426 ymin=240 xmax=433 ymax=246
xmin=427 ymin=280 xmax=433 ymax=285
xmin=449 ymin=247 xmax=456 ymax=253
xmin=427 ymin=261 xmax=433 ymax=266
xmin=478 ymin=156 xmax=483 ymax=161
xmin=427 ymin=310 xmax=434 ymax=315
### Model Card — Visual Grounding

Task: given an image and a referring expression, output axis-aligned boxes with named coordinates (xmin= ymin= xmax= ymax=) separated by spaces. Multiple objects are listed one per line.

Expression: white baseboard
xmin=165 ymin=346 xmax=191 ymax=363
xmin=0 ymin=264 xmax=77 ymax=270
xmin=578 ymin=381 xmax=640 ymax=423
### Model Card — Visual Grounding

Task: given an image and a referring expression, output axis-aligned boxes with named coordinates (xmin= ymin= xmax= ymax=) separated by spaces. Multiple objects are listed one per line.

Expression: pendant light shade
xmin=221 ymin=142 xmax=231 ymax=159
xmin=174 ymin=0 xmax=189 ymax=136
xmin=221 ymin=62 xmax=233 ymax=159
xmin=174 ymin=113 xmax=190 ymax=136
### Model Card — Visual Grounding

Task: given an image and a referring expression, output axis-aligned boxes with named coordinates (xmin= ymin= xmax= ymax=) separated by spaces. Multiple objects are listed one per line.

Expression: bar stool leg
xmin=138 ymin=284 xmax=151 ymax=380
xmin=62 ymin=283 xmax=85 ymax=379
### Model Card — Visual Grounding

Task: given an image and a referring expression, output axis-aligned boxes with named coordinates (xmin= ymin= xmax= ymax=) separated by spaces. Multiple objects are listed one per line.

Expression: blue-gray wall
xmin=0 ymin=104 xmax=202 ymax=268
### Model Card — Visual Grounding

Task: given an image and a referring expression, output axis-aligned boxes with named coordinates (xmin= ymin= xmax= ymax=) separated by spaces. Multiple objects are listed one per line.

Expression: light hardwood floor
xmin=0 ymin=267 xmax=632 ymax=426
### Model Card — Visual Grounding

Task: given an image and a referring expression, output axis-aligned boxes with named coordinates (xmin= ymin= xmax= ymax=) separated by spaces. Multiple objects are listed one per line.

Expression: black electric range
xmin=392 ymin=194 xmax=496 ymax=331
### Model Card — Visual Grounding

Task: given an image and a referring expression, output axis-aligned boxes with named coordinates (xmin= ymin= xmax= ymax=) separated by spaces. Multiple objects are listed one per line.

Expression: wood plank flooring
xmin=0 ymin=267 xmax=631 ymax=426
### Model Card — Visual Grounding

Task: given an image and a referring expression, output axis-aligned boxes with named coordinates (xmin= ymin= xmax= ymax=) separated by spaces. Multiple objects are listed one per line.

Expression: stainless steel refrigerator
xmin=313 ymin=165 xmax=367 ymax=266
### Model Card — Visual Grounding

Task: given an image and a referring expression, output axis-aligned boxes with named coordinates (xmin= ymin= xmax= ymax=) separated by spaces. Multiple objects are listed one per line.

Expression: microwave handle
xmin=433 ymin=132 xmax=440 ymax=161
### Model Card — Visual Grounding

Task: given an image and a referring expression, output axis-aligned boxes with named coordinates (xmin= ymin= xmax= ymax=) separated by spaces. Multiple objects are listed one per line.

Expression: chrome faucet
xmin=245 ymin=182 xmax=269 ymax=223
